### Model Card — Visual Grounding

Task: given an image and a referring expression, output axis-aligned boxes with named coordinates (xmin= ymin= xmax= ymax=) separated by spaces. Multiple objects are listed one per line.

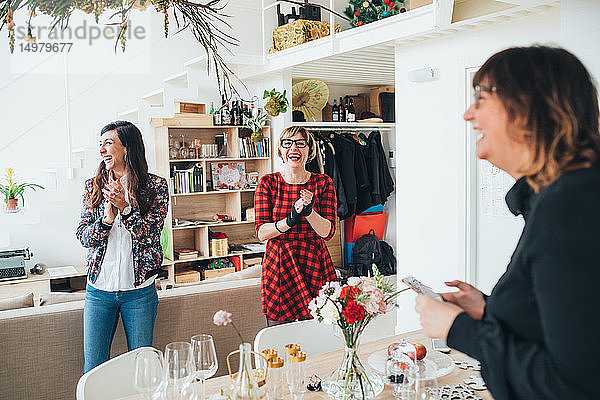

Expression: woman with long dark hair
xmin=76 ymin=121 xmax=168 ymax=373
xmin=415 ymin=46 xmax=600 ymax=399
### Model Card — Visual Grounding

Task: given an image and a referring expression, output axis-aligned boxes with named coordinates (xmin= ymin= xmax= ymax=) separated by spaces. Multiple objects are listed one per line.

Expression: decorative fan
xmin=292 ymin=80 xmax=329 ymax=121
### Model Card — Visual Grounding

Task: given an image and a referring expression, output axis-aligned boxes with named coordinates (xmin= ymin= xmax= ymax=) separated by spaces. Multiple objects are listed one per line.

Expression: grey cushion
xmin=39 ymin=292 xmax=86 ymax=306
xmin=0 ymin=293 xmax=34 ymax=311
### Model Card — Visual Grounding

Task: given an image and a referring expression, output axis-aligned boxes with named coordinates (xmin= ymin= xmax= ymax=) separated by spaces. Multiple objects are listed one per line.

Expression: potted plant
xmin=263 ymin=89 xmax=289 ymax=117
xmin=243 ymin=112 xmax=268 ymax=142
xmin=0 ymin=168 xmax=44 ymax=212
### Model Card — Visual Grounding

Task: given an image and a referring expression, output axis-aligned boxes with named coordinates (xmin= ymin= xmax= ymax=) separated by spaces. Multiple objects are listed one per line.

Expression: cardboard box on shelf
xmin=202 ymin=267 xmax=236 ymax=280
xmin=175 ymin=102 xmax=206 ymax=114
xmin=175 ymin=269 xmax=201 ymax=284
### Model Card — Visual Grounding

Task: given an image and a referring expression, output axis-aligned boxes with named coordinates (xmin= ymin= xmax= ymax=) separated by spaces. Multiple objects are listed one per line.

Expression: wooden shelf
xmin=171 ymin=188 xmax=256 ymax=197
xmin=155 ymin=114 xmax=271 ymax=282
xmin=169 ymin=157 xmax=270 ymax=163
xmin=172 ymin=220 xmax=255 ymax=231
xmin=171 ymin=249 xmax=265 ymax=265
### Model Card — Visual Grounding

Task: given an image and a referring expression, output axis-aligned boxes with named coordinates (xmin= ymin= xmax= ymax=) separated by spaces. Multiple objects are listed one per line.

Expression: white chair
xmin=253 ymin=319 xmax=345 ymax=365
xmin=76 ymin=346 xmax=156 ymax=400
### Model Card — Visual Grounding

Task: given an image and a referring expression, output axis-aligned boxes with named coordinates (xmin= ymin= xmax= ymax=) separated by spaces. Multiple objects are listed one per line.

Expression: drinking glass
xmin=134 ymin=348 xmax=164 ymax=400
xmin=191 ymin=334 xmax=218 ymax=400
xmin=164 ymin=342 xmax=196 ymax=400
xmin=411 ymin=367 xmax=439 ymax=400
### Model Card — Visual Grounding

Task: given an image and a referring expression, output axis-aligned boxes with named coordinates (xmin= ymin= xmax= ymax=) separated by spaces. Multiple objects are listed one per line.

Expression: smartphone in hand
xmin=401 ymin=276 xmax=443 ymax=301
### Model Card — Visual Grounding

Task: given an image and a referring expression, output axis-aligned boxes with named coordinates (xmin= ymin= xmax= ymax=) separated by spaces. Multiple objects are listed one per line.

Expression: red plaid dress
xmin=255 ymin=172 xmax=338 ymax=321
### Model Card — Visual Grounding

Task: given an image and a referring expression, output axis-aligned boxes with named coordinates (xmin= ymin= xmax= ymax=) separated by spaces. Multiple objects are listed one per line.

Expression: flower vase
xmin=321 ymin=344 xmax=384 ymax=400
xmin=231 ymin=343 xmax=260 ymax=400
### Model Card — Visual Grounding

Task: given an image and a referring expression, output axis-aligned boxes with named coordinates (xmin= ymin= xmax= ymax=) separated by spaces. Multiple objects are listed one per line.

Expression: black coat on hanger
xmin=367 ymin=130 xmax=394 ymax=205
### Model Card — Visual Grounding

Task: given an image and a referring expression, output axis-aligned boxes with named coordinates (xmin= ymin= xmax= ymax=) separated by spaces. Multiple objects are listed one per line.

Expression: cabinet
xmin=153 ymin=115 xmax=272 ymax=283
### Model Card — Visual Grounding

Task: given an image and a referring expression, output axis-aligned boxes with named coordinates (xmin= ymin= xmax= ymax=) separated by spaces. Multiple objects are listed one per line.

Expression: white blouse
xmin=89 ymin=175 xmax=155 ymax=291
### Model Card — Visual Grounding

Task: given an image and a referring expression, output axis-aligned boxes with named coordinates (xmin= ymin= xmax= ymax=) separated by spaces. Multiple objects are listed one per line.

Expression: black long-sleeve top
xmin=447 ymin=165 xmax=600 ymax=400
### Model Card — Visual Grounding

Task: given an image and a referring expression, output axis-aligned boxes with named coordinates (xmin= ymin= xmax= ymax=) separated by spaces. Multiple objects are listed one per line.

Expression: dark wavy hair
xmin=88 ymin=121 xmax=155 ymax=217
xmin=474 ymin=45 xmax=600 ymax=192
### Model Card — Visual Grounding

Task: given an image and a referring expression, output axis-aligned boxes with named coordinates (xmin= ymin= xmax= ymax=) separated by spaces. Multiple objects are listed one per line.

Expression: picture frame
xmin=210 ymin=162 xmax=246 ymax=190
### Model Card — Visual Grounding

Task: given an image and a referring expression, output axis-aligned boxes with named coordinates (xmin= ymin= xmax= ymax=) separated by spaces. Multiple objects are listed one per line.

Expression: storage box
xmin=175 ymin=102 xmax=206 ymax=114
xmin=211 ymin=238 xmax=229 ymax=257
xmin=270 ymin=20 xmax=341 ymax=53
xmin=344 ymin=212 xmax=387 ymax=243
xmin=202 ymin=267 xmax=236 ymax=280
xmin=175 ymin=269 xmax=201 ymax=284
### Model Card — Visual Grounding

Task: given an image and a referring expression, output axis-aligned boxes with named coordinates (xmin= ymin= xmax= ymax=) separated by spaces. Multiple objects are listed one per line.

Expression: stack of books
xmin=174 ymin=249 xmax=199 ymax=260
xmin=239 ymin=137 xmax=270 ymax=158
xmin=171 ymin=164 xmax=203 ymax=194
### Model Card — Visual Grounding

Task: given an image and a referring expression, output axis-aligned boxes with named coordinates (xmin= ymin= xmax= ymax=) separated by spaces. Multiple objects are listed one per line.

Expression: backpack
xmin=350 ymin=229 xmax=397 ymax=276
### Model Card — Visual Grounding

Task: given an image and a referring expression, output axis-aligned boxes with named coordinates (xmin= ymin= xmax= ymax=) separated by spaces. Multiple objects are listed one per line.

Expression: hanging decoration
xmin=344 ymin=0 xmax=407 ymax=27
xmin=0 ymin=0 xmax=239 ymax=96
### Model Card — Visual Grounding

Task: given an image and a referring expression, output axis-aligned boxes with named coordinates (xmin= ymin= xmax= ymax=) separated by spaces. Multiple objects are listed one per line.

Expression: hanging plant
xmin=0 ymin=0 xmax=240 ymax=96
xmin=243 ymin=112 xmax=268 ymax=143
xmin=263 ymin=88 xmax=289 ymax=117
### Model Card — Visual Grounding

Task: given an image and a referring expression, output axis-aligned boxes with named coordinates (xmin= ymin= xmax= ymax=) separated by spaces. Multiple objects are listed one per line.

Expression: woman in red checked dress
xmin=255 ymin=126 xmax=338 ymax=326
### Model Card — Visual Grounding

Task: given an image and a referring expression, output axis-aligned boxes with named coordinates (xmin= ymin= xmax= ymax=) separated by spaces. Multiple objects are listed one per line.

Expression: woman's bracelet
xmin=274 ymin=220 xmax=285 ymax=234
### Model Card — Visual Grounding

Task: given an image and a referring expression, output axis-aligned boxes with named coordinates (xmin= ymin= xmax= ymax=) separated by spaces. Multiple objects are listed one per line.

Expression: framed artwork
xmin=211 ymin=162 xmax=246 ymax=190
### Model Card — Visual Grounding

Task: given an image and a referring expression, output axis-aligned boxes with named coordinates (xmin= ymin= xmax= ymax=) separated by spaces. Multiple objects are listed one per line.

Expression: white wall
xmin=0 ymin=1 xmax=262 ymax=266
xmin=393 ymin=7 xmax=561 ymax=333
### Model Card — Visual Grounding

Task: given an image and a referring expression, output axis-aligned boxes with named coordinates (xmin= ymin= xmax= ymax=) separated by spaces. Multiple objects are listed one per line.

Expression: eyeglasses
xmin=280 ymin=139 xmax=308 ymax=148
xmin=473 ymin=85 xmax=497 ymax=107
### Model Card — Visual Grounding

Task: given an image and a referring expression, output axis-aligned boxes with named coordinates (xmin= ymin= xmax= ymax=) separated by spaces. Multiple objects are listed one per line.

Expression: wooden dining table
xmin=120 ymin=330 xmax=493 ymax=400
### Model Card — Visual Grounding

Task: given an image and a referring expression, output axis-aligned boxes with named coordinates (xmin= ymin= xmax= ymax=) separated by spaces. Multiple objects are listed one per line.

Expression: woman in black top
xmin=415 ymin=46 xmax=600 ymax=399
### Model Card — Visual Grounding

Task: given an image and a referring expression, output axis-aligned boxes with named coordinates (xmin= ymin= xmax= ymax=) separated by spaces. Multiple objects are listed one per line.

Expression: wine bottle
xmin=209 ymin=101 xmax=215 ymax=114
xmin=347 ymin=98 xmax=356 ymax=122
xmin=332 ymin=99 xmax=339 ymax=122
xmin=222 ymin=102 xmax=231 ymax=125
xmin=231 ymin=99 xmax=239 ymax=126
xmin=339 ymin=96 xmax=345 ymax=123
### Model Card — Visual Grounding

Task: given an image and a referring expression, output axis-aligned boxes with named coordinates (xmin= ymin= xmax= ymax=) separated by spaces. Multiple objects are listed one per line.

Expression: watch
xmin=121 ymin=204 xmax=132 ymax=217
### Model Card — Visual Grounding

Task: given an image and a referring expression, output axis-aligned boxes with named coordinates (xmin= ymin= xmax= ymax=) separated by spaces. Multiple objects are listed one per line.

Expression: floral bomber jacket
xmin=76 ymin=173 xmax=169 ymax=287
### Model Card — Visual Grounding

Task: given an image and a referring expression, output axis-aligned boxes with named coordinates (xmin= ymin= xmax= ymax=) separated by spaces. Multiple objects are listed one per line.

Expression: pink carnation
xmin=213 ymin=310 xmax=233 ymax=326
xmin=363 ymin=288 xmax=385 ymax=314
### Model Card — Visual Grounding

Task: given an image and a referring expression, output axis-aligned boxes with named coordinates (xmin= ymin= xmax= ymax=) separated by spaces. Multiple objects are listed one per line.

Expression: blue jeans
xmin=83 ymin=283 xmax=158 ymax=373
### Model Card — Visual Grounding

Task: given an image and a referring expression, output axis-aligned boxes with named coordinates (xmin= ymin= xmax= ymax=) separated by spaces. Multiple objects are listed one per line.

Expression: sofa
xmin=0 ymin=272 xmax=265 ymax=400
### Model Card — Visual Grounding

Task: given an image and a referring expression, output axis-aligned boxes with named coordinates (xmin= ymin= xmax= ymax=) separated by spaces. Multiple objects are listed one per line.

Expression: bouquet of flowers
xmin=308 ymin=266 xmax=407 ymax=400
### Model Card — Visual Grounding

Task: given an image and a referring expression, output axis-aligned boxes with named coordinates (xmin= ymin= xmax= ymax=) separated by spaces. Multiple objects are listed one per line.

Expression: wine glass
xmin=191 ymin=334 xmax=218 ymax=400
xmin=134 ymin=348 xmax=164 ymax=400
xmin=164 ymin=342 xmax=196 ymax=400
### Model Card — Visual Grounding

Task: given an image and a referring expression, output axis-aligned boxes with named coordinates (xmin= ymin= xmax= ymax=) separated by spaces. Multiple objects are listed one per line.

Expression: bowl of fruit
xmin=367 ymin=340 xmax=454 ymax=380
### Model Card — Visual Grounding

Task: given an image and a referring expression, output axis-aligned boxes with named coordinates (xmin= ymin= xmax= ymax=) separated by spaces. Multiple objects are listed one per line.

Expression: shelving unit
xmin=153 ymin=114 xmax=272 ymax=283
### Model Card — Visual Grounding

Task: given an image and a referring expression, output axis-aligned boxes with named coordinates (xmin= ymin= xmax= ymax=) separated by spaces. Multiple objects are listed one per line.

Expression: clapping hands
xmin=294 ymin=190 xmax=315 ymax=216
xmin=102 ymin=175 xmax=128 ymax=224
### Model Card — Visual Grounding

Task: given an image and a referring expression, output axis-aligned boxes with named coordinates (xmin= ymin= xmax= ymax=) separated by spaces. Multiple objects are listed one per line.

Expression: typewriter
xmin=0 ymin=248 xmax=32 ymax=282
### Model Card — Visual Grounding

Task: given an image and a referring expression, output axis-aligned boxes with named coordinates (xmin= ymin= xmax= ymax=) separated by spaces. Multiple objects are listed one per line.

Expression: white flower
xmin=319 ymin=281 xmax=342 ymax=299
xmin=347 ymin=277 xmax=361 ymax=287
xmin=320 ymin=301 xmax=340 ymax=325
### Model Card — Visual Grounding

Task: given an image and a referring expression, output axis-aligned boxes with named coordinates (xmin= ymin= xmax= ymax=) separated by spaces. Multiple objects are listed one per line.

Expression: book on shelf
xmin=170 ymin=163 xmax=203 ymax=194
xmin=238 ymin=136 xmax=270 ymax=158
xmin=174 ymin=248 xmax=199 ymax=260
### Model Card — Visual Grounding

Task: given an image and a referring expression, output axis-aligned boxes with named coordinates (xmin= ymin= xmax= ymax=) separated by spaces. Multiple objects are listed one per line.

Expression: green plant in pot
xmin=243 ymin=112 xmax=268 ymax=142
xmin=0 ymin=168 xmax=44 ymax=212
xmin=263 ymin=89 xmax=289 ymax=117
